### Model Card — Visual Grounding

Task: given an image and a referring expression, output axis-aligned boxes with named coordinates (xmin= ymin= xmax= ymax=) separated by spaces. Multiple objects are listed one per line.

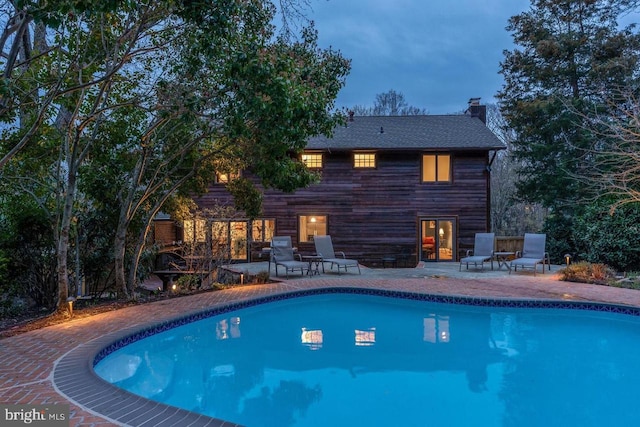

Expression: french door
xmin=420 ymin=218 xmax=456 ymax=262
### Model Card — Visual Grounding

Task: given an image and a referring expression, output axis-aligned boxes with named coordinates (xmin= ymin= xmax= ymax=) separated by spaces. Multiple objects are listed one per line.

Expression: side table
xmin=494 ymin=252 xmax=515 ymax=271
xmin=302 ymin=255 xmax=324 ymax=275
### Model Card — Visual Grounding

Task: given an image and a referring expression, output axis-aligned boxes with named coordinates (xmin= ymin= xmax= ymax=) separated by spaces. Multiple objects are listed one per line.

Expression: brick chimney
xmin=466 ymin=97 xmax=487 ymax=124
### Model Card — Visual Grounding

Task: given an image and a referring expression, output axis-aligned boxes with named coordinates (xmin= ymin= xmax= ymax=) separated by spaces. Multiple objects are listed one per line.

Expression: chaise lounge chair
xmin=509 ymin=233 xmax=550 ymax=276
xmin=459 ymin=232 xmax=495 ymax=271
xmin=271 ymin=237 xmax=308 ymax=278
xmin=313 ymin=235 xmax=361 ymax=275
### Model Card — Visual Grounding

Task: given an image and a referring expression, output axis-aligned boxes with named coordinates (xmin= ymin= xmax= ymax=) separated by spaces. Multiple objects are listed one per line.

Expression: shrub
xmin=571 ymin=199 xmax=640 ymax=272
xmin=174 ymin=274 xmax=200 ymax=291
xmin=543 ymin=212 xmax=575 ymax=264
xmin=559 ymin=261 xmax=617 ymax=285
xmin=252 ymin=270 xmax=270 ymax=284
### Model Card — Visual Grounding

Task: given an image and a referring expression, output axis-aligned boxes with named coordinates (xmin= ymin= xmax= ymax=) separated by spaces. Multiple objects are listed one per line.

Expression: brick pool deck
xmin=2 ymin=262 xmax=640 ymax=426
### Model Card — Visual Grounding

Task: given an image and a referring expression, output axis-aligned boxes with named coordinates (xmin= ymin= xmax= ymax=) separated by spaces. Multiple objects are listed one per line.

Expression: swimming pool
xmin=94 ymin=291 xmax=640 ymax=427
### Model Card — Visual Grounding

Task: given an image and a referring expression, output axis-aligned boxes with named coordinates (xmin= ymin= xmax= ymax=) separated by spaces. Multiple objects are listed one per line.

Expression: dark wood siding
xmin=195 ymin=149 xmax=491 ymax=264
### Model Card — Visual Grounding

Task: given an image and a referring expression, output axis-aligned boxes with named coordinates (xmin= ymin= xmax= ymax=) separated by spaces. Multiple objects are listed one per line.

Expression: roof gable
xmin=307 ymin=115 xmax=505 ymax=151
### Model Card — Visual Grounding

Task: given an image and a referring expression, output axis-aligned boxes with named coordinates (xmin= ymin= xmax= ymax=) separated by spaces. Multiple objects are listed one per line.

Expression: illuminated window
xmin=215 ymin=170 xmax=240 ymax=184
xmin=355 ymin=328 xmax=376 ymax=346
xmin=210 ymin=221 xmax=229 ymax=258
xmin=183 ymin=218 xmax=207 ymax=243
xmin=422 ymin=154 xmax=451 ymax=182
xmin=299 ymin=215 xmax=327 ymax=243
xmin=302 ymin=153 xmax=323 ymax=169
xmin=301 ymin=328 xmax=323 ymax=350
xmin=354 ymin=153 xmax=376 ymax=168
xmin=252 ymin=219 xmax=275 ymax=242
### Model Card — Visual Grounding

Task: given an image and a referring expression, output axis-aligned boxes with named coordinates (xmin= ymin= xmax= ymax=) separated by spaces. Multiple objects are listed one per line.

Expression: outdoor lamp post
xmin=564 ymin=254 xmax=572 ymax=267
xmin=66 ymin=297 xmax=76 ymax=318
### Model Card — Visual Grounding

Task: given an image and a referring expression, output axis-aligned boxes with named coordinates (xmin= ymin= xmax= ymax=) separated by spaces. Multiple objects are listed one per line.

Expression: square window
xmin=354 ymin=153 xmax=376 ymax=168
xmin=422 ymin=154 xmax=451 ymax=182
xmin=183 ymin=218 xmax=206 ymax=243
xmin=252 ymin=219 xmax=275 ymax=242
xmin=216 ymin=170 xmax=240 ymax=184
xmin=299 ymin=215 xmax=327 ymax=243
xmin=302 ymin=153 xmax=323 ymax=169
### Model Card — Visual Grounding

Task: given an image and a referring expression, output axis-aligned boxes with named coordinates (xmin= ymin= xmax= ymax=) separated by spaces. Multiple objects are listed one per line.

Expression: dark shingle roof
xmin=307 ymin=115 xmax=505 ymax=151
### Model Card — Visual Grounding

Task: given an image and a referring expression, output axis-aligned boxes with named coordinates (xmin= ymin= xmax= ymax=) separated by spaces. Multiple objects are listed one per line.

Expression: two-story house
xmin=156 ymin=100 xmax=504 ymax=266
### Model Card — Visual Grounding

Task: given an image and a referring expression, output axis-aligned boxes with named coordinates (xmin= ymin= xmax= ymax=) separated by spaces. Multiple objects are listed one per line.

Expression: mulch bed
xmin=0 ymin=288 xmax=216 ymax=339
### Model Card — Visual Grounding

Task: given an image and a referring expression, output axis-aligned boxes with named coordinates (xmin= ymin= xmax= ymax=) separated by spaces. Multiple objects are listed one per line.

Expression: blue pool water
xmin=95 ymin=293 xmax=640 ymax=427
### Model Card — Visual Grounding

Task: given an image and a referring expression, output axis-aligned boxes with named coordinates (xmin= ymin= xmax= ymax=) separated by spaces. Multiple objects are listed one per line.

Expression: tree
xmin=0 ymin=1 xmax=350 ymax=311
xmin=352 ymin=89 xmax=428 ymax=115
xmin=486 ymin=104 xmax=548 ymax=236
xmin=496 ymin=0 xmax=640 ymax=260
xmin=497 ymin=0 xmax=640 ymax=211
xmin=569 ymin=88 xmax=640 ymax=210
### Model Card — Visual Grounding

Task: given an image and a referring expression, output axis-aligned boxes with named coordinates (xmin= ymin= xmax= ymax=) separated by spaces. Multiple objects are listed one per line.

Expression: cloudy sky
xmin=306 ymin=0 xmax=531 ymax=114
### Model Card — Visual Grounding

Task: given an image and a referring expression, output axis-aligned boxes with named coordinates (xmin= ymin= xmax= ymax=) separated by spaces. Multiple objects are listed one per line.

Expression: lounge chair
xmin=509 ymin=233 xmax=550 ymax=276
xmin=313 ymin=235 xmax=361 ymax=274
xmin=266 ymin=236 xmax=292 ymax=272
xmin=271 ymin=237 xmax=308 ymax=278
xmin=459 ymin=233 xmax=495 ymax=271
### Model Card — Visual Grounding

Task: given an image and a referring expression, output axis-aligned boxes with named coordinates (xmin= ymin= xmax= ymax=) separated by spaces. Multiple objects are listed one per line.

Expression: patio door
xmin=211 ymin=220 xmax=249 ymax=262
xmin=420 ymin=218 xmax=456 ymax=262
xmin=230 ymin=221 xmax=248 ymax=261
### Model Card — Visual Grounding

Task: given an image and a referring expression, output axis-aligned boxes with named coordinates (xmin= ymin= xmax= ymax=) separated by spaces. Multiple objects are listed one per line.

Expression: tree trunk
xmin=127 ymin=221 xmax=153 ymax=294
xmin=57 ymin=166 xmax=76 ymax=313
xmin=113 ymin=226 xmax=129 ymax=299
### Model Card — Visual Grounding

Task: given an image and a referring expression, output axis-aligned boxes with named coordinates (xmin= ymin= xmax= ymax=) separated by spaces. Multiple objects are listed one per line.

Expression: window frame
xmin=298 ymin=214 xmax=328 ymax=243
xmin=353 ymin=152 xmax=376 ymax=169
xmin=215 ymin=170 xmax=240 ymax=184
xmin=301 ymin=152 xmax=323 ymax=169
xmin=182 ymin=218 xmax=207 ymax=243
xmin=421 ymin=153 xmax=452 ymax=183
xmin=251 ymin=218 xmax=275 ymax=242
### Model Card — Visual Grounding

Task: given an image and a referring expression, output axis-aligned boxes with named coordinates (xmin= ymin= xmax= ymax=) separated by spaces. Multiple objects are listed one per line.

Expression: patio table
xmin=494 ymin=252 xmax=515 ymax=271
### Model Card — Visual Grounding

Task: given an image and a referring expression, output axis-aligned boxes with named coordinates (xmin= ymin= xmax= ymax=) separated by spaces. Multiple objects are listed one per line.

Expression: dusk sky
xmin=307 ymin=0 xmax=531 ymax=114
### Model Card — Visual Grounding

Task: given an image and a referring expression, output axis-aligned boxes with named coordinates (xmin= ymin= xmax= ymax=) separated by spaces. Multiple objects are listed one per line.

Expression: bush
xmin=571 ymin=199 xmax=640 ymax=272
xmin=559 ymin=261 xmax=617 ymax=285
xmin=0 ymin=205 xmax=57 ymax=309
xmin=253 ymin=270 xmax=270 ymax=284
xmin=543 ymin=212 xmax=575 ymax=264
xmin=174 ymin=274 xmax=201 ymax=292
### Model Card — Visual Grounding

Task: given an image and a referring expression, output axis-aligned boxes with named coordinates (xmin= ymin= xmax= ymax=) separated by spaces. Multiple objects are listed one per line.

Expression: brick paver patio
xmin=2 ymin=263 xmax=640 ymax=426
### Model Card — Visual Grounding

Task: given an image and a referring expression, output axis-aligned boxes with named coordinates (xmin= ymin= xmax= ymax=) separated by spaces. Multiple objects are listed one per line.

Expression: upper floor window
xmin=354 ymin=152 xmax=376 ymax=168
xmin=215 ymin=170 xmax=240 ymax=184
xmin=302 ymin=153 xmax=323 ymax=169
xmin=422 ymin=154 xmax=451 ymax=182
xmin=299 ymin=215 xmax=327 ymax=243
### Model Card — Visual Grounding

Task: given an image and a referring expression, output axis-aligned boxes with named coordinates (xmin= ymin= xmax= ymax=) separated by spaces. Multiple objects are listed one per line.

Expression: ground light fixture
xmin=66 ymin=297 xmax=76 ymax=318
xmin=564 ymin=254 xmax=572 ymax=267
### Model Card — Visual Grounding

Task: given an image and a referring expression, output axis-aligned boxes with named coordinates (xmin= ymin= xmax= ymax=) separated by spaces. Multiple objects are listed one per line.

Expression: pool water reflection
xmin=94 ymin=293 xmax=640 ymax=427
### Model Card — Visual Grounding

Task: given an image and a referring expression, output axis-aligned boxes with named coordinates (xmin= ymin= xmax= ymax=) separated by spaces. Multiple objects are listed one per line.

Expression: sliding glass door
xmin=420 ymin=218 xmax=456 ymax=262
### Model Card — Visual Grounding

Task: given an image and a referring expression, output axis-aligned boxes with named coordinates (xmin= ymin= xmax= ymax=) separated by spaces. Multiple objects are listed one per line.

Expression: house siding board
xmin=193 ymin=148 xmax=492 ymax=264
xmin=185 ymin=114 xmax=503 ymax=264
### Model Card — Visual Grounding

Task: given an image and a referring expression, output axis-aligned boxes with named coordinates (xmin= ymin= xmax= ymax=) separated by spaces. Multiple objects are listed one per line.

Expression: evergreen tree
xmin=497 ymin=0 xmax=640 ymax=212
